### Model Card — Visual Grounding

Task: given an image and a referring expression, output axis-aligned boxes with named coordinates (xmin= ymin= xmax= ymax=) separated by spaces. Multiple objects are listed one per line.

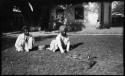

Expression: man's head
xmin=59 ymin=25 xmax=67 ymax=35
xmin=22 ymin=26 xmax=29 ymax=36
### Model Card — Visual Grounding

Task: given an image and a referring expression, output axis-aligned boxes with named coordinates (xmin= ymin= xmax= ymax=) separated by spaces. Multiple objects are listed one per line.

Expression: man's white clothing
xmin=49 ymin=33 xmax=70 ymax=53
xmin=15 ymin=33 xmax=35 ymax=52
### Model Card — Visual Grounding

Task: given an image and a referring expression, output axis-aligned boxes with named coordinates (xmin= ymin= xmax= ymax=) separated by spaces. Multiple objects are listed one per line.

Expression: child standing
xmin=15 ymin=26 xmax=35 ymax=52
xmin=47 ymin=26 xmax=70 ymax=53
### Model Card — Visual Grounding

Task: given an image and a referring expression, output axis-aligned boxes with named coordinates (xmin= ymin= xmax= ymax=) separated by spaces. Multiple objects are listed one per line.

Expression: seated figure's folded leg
xmin=15 ymin=44 xmax=23 ymax=52
xmin=24 ymin=42 xmax=29 ymax=52
xmin=16 ymin=47 xmax=23 ymax=52
xmin=66 ymin=41 xmax=70 ymax=52
xmin=27 ymin=37 xmax=34 ymax=50
xmin=23 ymin=37 xmax=34 ymax=52
xmin=47 ymin=39 xmax=58 ymax=52
xmin=52 ymin=43 xmax=58 ymax=52
xmin=46 ymin=40 xmax=55 ymax=51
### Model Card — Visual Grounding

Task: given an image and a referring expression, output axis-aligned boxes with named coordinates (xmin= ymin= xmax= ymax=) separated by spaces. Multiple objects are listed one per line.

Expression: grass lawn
xmin=1 ymin=35 xmax=123 ymax=75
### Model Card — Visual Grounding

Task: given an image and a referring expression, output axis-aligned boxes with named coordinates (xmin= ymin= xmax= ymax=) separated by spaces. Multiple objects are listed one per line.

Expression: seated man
xmin=15 ymin=26 xmax=35 ymax=52
xmin=47 ymin=25 xmax=70 ymax=53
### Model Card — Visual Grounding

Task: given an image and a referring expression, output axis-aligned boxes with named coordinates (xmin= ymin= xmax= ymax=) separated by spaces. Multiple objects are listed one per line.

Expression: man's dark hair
xmin=22 ymin=26 xmax=29 ymax=32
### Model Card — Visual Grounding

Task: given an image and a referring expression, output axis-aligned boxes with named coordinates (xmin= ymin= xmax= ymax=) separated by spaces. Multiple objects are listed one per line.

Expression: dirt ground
xmin=1 ymin=35 xmax=123 ymax=75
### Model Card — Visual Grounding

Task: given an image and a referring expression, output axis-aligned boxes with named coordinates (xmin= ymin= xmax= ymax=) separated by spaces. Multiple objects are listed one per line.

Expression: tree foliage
xmin=112 ymin=1 xmax=124 ymax=14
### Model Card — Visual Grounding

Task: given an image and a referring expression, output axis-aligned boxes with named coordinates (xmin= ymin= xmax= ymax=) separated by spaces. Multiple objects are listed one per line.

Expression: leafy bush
xmin=29 ymin=26 xmax=41 ymax=32
xmin=66 ymin=22 xmax=85 ymax=32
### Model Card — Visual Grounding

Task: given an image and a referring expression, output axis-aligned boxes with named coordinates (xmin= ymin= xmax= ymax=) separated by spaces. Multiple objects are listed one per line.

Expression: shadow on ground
xmin=70 ymin=42 xmax=83 ymax=50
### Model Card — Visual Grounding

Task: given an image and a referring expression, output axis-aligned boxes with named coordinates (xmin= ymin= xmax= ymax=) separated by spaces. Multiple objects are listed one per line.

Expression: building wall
xmin=103 ymin=2 xmax=111 ymax=26
xmin=99 ymin=2 xmax=112 ymax=28
xmin=84 ymin=2 xmax=100 ymax=28
xmin=50 ymin=2 xmax=112 ymax=31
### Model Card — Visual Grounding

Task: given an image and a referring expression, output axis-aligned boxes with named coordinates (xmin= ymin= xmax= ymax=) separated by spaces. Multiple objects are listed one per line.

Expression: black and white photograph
xmin=0 ymin=0 xmax=124 ymax=75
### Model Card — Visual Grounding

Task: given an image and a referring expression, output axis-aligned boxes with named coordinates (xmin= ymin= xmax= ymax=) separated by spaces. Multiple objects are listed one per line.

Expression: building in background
xmin=49 ymin=1 xmax=114 ymax=31
xmin=0 ymin=0 xmax=124 ymax=32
